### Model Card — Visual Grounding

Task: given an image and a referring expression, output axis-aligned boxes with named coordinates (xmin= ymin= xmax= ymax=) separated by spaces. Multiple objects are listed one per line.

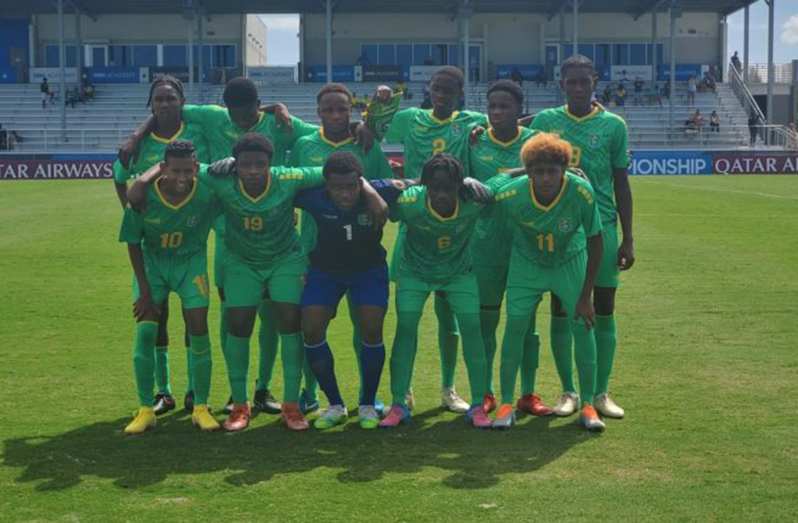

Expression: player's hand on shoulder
xmin=569 ymin=167 xmax=588 ymax=181
xmin=273 ymin=103 xmax=293 ymax=135
xmin=353 ymin=121 xmax=374 ymax=154
xmin=461 ymin=177 xmax=492 ymax=204
xmin=209 ymin=157 xmax=236 ymax=177
xmin=118 ymin=137 xmax=140 ymax=169
xmin=469 ymin=125 xmax=485 ymax=146
xmin=389 ymin=159 xmax=405 ymax=178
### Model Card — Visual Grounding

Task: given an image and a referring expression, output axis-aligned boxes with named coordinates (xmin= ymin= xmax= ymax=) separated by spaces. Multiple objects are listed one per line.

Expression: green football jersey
xmin=182 ymin=104 xmax=318 ymax=165
xmin=385 ymin=107 xmax=487 ymax=178
xmin=497 ymin=172 xmax=602 ymax=268
xmin=113 ymin=122 xmax=210 ymax=184
xmin=530 ymin=104 xmax=629 ymax=225
xmin=288 ymin=127 xmax=394 ymax=179
xmin=199 ymin=166 xmax=324 ymax=268
xmin=391 ymin=185 xmax=489 ymax=282
xmin=469 ymin=126 xmax=537 ymax=266
xmin=118 ymin=168 xmax=219 ymax=257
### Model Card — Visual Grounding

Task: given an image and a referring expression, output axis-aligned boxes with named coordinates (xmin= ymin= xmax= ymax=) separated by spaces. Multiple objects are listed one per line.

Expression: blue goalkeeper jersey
xmin=294 ymin=180 xmax=402 ymax=273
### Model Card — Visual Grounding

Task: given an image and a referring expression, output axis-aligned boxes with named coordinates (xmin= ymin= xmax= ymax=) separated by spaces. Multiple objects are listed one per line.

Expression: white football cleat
xmin=441 ymin=388 xmax=469 ymax=413
xmin=552 ymin=391 xmax=580 ymax=417
xmin=594 ymin=393 xmax=625 ymax=419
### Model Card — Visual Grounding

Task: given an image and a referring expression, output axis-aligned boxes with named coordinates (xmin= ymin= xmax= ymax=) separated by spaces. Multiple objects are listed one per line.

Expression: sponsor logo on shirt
xmin=357 ymin=214 xmax=372 ymax=226
xmin=451 ymin=123 xmax=463 ymax=137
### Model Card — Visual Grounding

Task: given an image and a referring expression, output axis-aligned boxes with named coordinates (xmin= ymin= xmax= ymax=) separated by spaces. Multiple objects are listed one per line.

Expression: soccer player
xmin=530 ymin=55 xmax=634 ymax=419
xmin=119 ymin=140 xmax=219 ymax=434
xmin=492 ymin=132 xmax=605 ymax=432
xmin=113 ymin=76 xmax=210 ymax=415
xmin=379 ymin=154 xmax=501 ymax=429
xmin=295 ymin=151 xmax=406 ymax=429
xmin=119 ymin=77 xmax=316 ymax=416
xmin=199 ymin=133 xmax=387 ymax=432
xmin=468 ymin=80 xmax=552 ymax=417
xmin=381 ymin=66 xmax=488 ymax=413
xmin=289 ymin=83 xmax=394 ymax=414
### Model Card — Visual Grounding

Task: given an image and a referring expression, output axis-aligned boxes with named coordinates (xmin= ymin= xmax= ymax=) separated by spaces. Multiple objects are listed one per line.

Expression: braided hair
xmin=146 ymin=75 xmax=185 ymax=108
xmin=420 ymin=153 xmax=465 ymax=187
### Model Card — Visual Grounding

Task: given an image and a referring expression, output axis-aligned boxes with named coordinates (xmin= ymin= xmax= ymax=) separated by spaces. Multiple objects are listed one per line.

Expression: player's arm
xmin=126 ymin=163 xmax=162 ymax=213
xmin=112 ymin=161 xmax=131 ymax=208
xmin=460 ymin=177 xmax=496 ymax=204
xmin=575 ymin=233 xmax=604 ymax=328
xmin=127 ymin=243 xmax=159 ymax=321
xmin=360 ymin=178 xmax=389 ymax=230
xmin=613 ymin=167 xmax=634 ymax=270
xmin=118 ymin=115 xmax=156 ymax=169
xmin=259 ymin=103 xmax=293 ymax=135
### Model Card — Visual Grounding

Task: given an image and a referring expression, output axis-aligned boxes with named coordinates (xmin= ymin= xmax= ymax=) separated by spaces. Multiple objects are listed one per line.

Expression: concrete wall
xmin=245 ymin=14 xmax=267 ymax=66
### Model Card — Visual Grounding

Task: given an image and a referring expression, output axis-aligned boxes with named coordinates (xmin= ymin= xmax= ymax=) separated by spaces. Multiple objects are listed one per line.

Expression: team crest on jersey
xmin=589 ymin=135 xmax=600 ymax=148
xmin=558 ymin=218 xmax=572 ymax=232
xmin=186 ymin=215 xmax=199 ymax=227
xmin=357 ymin=214 xmax=372 ymax=226
xmin=456 ymin=224 xmax=466 ymax=233
xmin=451 ymin=123 xmax=464 ymax=137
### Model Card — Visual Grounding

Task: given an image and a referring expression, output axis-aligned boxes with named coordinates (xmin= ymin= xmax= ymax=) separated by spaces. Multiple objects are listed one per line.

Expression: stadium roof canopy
xmin=0 ymin=0 xmax=757 ymax=18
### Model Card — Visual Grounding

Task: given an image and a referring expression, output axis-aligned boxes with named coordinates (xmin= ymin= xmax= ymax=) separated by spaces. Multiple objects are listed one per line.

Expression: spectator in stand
xmin=702 ymin=71 xmax=716 ymax=93
xmin=663 ymin=80 xmax=671 ymax=100
xmin=394 ymin=80 xmax=411 ymax=99
xmin=601 ymin=84 xmax=613 ymax=105
xmin=0 ymin=124 xmax=7 ymax=151
xmin=65 ymin=86 xmax=79 ymax=109
xmin=81 ymin=81 xmax=95 ymax=102
xmin=649 ymin=83 xmax=663 ymax=106
xmin=787 ymin=123 xmax=798 ymax=150
xmin=614 ymin=83 xmax=626 ymax=106
xmin=731 ymin=51 xmax=742 ymax=73
xmin=40 ymin=77 xmax=55 ymax=109
xmin=709 ymin=110 xmax=720 ymax=132
xmin=686 ymin=75 xmax=697 ymax=106
xmin=748 ymin=112 xmax=760 ymax=146
xmin=536 ymin=67 xmax=548 ymax=87
xmin=693 ymin=109 xmax=706 ymax=131
xmin=510 ymin=67 xmax=523 ymax=87
xmin=633 ymin=76 xmax=645 ymax=106
xmin=684 ymin=114 xmax=699 ymax=139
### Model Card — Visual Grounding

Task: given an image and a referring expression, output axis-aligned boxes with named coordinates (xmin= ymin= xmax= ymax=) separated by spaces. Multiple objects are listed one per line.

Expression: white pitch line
xmin=639 ymin=179 xmax=798 ymax=200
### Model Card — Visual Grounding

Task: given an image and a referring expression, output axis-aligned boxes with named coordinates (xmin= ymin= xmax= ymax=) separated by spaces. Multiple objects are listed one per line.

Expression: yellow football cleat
xmin=124 ymin=407 xmax=157 ymax=435
xmin=191 ymin=404 xmax=220 ymax=432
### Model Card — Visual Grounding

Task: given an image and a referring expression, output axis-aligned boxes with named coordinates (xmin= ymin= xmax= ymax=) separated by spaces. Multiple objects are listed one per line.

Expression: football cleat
xmin=281 ymin=402 xmax=310 ymax=431
xmin=358 ymin=405 xmax=380 ymax=429
xmin=492 ymin=404 xmax=516 ymax=430
xmin=594 ymin=393 xmax=625 ymax=419
xmin=223 ymin=403 xmax=251 ymax=432
xmin=298 ymin=389 xmax=320 ymax=414
xmin=483 ymin=392 xmax=497 ymax=414
xmin=315 ymin=404 xmax=348 ymax=430
xmin=379 ymin=404 xmax=411 ymax=428
xmin=220 ymin=395 xmax=234 ymax=415
xmin=253 ymin=388 xmax=282 ymax=414
xmin=467 ymin=405 xmax=492 ymax=429
xmin=580 ymin=404 xmax=606 ymax=432
xmin=183 ymin=390 xmax=195 ymax=412
xmin=517 ymin=393 xmax=554 ymax=417
xmin=441 ymin=388 xmax=469 ymax=413
xmin=124 ymin=407 xmax=157 ymax=435
xmin=153 ymin=392 xmax=176 ymax=416
xmin=191 ymin=404 xmax=220 ymax=432
xmin=552 ymin=391 xmax=579 ymax=417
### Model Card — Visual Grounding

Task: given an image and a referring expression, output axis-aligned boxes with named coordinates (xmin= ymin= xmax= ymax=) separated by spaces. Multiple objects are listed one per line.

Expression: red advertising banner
xmin=0 ymin=155 xmax=115 ymax=180
xmin=712 ymin=154 xmax=798 ymax=175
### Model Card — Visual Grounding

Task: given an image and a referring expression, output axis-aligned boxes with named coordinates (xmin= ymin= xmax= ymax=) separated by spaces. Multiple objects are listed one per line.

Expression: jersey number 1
xmin=343 ymin=224 xmax=353 ymax=241
xmin=537 ymin=233 xmax=554 ymax=253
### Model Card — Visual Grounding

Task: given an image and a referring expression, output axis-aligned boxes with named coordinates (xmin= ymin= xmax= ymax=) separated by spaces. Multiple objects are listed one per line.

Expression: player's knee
xmin=593 ymin=287 xmax=616 ymax=316
xmin=360 ymin=323 xmax=383 ymax=345
xmin=273 ymin=303 xmax=301 ymax=334
xmin=227 ymin=309 xmax=255 ymax=338
xmin=301 ymin=319 xmax=327 ymax=346
xmin=185 ymin=309 xmax=208 ymax=337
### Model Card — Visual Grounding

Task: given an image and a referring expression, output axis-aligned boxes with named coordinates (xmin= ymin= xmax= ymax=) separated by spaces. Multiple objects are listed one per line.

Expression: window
xmin=613 ymin=44 xmax=629 ymax=66
xmin=396 ymin=44 xmax=412 ymax=66
xmin=577 ymin=44 xmax=594 ymax=61
xmin=629 ymin=44 xmax=646 ymax=65
xmin=378 ymin=44 xmax=395 ymax=65
xmin=163 ymin=45 xmax=186 ymax=66
xmin=447 ymin=44 xmax=459 ymax=67
xmin=132 ymin=45 xmax=157 ymax=67
xmin=45 ymin=45 xmax=78 ymax=67
xmin=108 ymin=45 xmax=131 ymax=67
xmin=413 ymin=44 xmax=430 ymax=65
xmin=595 ymin=44 xmax=610 ymax=67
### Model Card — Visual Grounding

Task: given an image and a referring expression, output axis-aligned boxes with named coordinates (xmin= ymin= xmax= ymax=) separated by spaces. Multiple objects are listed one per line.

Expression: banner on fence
xmin=29 ymin=67 xmax=79 ymax=84
xmin=0 ymin=154 xmax=115 ymax=180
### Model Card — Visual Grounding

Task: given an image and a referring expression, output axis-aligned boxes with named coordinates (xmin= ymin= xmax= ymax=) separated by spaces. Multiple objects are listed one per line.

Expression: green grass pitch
xmin=0 ymin=175 xmax=796 ymax=521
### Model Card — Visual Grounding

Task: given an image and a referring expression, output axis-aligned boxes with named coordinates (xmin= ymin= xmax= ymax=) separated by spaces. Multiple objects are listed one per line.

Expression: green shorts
xmin=388 ymin=224 xmax=406 ymax=282
xmin=224 ymin=249 xmax=308 ymax=308
xmin=394 ymin=271 xmax=480 ymax=314
xmin=506 ymin=251 xmax=586 ymax=318
xmin=475 ymin=262 xmax=509 ymax=308
xmin=213 ymin=217 xmax=226 ymax=289
xmin=134 ymin=249 xmax=210 ymax=310
xmin=596 ymin=223 xmax=620 ymax=288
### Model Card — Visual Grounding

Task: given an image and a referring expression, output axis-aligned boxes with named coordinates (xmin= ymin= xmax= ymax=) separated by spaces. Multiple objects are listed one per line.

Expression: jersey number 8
xmin=433 ymin=138 xmax=446 ymax=155
xmin=437 ymin=236 xmax=452 ymax=249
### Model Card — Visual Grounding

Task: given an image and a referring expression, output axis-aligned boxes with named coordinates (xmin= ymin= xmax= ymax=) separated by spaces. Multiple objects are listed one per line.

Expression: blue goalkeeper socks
xmin=305 ymin=340 xmax=343 ymax=407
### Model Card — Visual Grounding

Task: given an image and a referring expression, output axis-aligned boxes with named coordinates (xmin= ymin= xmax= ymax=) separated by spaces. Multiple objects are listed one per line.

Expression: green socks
xmin=390 ymin=311 xmax=422 ymax=406
xmin=281 ymin=333 xmax=304 ymax=403
xmin=185 ymin=347 xmax=194 ymax=392
xmin=520 ymin=317 xmax=540 ymax=396
xmin=550 ymin=316 xmax=576 ymax=393
xmin=189 ymin=334 xmax=212 ymax=405
xmin=154 ymin=346 xmax=172 ymax=395
xmin=219 ymin=301 xmax=228 ymax=356
xmin=499 ymin=314 xmax=530 ymax=405
xmin=434 ymin=294 xmax=459 ymax=390
xmin=455 ymin=313 xmax=487 ymax=405
xmin=133 ymin=322 xmax=158 ymax=407
xmin=479 ymin=309 xmax=501 ymax=393
xmin=224 ymin=334 xmax=250 ymax=403
xmin=573 ymin=322 xmax=598 ymax=407
xmin=256 ymin=301 xmax=279 ymax=391
xmin=595 ymin=314 xmax=617 ymax=396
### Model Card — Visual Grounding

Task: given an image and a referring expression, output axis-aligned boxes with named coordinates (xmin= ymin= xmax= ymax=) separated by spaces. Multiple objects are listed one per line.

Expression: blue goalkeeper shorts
xmin=301 ymin=263 xmax=389 ymax=310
